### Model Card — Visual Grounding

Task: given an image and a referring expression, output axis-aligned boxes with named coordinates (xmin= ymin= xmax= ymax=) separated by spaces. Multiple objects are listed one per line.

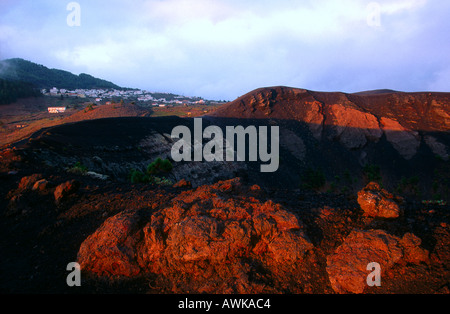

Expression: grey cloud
xmin=1 ymin=0 xmax=449 ymax=100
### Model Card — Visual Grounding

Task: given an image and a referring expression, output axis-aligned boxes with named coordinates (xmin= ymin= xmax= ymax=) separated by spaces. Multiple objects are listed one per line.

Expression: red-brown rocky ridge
xmin=209 ymin=86 xmax=450 ymax=159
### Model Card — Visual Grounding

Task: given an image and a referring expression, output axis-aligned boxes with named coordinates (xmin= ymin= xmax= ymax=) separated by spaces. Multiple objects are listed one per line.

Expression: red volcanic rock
xmin=210 ymin=87 xmax=325 ymax=140
xmin=173 ymin=179 xmax=191 ymax=188
xmin=326 ymin=229 xmax=429 ymax=294
xmin=32 ymin=179 xmax=50 ymax=192
xmin=327 ymin=229 xmax=402 ymax=294
xmin=431 ymin=225 xmax=450 ymax=266
xmin=209 ymin=86 xmax=450 ymax=160
xmin=6 ymin=174 xmax=47 ymax=216
xmin=54 ymin=180 xmax=80 ymax=204
xmin=357 ymin=182 xmax=401 ymax=218
xmin=326 ymin=103 xmax=382 ymax=149
xmin=6 ymin=194 xmax=26 ymax=217
xmin=77 ymin=209 xmax=143 ymax=278
xmin=77 ymin=178 xmax=313 ymax=293
xmin=400 ymin=232 xmax=429 ymax=264
xmin=18 ymin=174 xmax=43 ymax=190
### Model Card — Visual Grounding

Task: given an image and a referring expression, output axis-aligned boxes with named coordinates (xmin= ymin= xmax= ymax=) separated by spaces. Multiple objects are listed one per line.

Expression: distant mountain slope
xmin=352 ymin=89 xmax=399 ymax=95
xmin=0 ymin=58 xmax=121 ymax=90
xmin=0 ymin=78 xmax=41 ymax=105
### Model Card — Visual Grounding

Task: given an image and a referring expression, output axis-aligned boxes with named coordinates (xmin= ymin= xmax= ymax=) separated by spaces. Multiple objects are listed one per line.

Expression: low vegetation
xmin=67 ymin=161 xmax=88 ymax=174
xmin=84 ymin=103 xmax=95 ymax=112
xmin=130 ymin=157 xmax=174 ymax=186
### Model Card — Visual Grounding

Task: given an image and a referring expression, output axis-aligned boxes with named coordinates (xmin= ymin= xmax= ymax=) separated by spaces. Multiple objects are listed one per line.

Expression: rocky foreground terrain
xmin=0 ymin=87 xmax=449 ymax=294
xmin=0 ymin=165 xmax=448 ymax=294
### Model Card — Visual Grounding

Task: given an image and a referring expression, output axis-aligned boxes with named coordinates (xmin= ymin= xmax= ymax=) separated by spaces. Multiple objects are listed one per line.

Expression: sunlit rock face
xmin=209 ymin=86 xmax=450 ymax=161
xmin=77 ymin=178 xmax=314 ymax=293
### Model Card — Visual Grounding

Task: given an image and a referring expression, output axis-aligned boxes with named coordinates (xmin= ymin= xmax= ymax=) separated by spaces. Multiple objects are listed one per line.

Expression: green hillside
xmin=0 ymin=58 xmax=121 ymax=90
xmin=0 ymin=78 xmax=41 ymax=105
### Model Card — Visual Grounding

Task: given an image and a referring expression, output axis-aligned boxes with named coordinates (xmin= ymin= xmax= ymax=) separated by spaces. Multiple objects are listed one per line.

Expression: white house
xmin=50 ymin=87 xmax=59 ymax=96
xmin=48 ymin=107 xmax=66 ymax=113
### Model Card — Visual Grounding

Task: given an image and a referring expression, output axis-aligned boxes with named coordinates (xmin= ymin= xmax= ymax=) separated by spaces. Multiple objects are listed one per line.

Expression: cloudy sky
xmin=0 ymin=0 xmax=449 ymax=100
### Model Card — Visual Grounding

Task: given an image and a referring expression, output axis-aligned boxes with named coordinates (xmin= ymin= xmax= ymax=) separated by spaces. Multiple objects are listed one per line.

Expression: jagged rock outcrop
xmin=77 ymin=178 xmax=314 ymax=293
xmin=32 ymin=179 xmax=50 ymax=192
xmin=326 ymin=229 xmax=429 ymax=294
xmin=54 ymin=180 xmax=80 ymax=204
xmin=17 ymin=174 xmax=43 ymax=190
xmin=424 ymin=135 xmax=449 ymax=161
xmin=209 ymin=86 xmax=450 ymax=160
xmin=325 ymin=103 xmax=383 ymax=149
xmin=357 ymin=182 xmax=402 ymax=218
xmin=76 ymin=209 xmax=143 ymax=278
xmin=6 ymin=174 xmax=44 ymax=216
xmin=380 ymin=117 xmax=420 ymax=160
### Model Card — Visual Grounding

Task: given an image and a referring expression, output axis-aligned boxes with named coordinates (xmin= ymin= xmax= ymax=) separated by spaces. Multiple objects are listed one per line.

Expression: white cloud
xmin=380 ymin=0 xmax=428 ymax=14
xmin=141 ymin=0 xmax=238 ymax=24
xmin=0 ymin=25 xmax=17 ymax=40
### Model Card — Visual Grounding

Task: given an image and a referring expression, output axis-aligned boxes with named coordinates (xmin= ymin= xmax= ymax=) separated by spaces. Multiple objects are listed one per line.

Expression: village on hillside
xmin=41 ymin=87 xmax=223 ymax=108
xmin=0 ymin=86 xmax=225 ymax=146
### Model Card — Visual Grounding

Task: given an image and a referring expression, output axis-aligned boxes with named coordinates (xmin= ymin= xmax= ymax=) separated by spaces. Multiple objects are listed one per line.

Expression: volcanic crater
xmin=1 ymin=86 xmax=449 ymax=294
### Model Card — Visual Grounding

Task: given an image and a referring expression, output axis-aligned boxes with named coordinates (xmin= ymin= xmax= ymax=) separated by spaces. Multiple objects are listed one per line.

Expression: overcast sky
xmin=0 ymin=0 xmax=449 ymax=100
